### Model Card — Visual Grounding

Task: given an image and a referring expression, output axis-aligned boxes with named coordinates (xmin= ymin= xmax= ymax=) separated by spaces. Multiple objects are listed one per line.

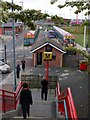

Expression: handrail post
xmin=14 ymin=93 xmax=16 ymax=110
xmin=2 ymin=90 xmax=5 ymax=113
xmin=63 ymin=100 xmax=68 ymax=119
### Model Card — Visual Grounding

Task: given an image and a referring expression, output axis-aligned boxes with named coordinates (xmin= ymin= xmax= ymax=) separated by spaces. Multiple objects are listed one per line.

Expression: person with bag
xmin=20 ymin=83 xmax=33 ymax=119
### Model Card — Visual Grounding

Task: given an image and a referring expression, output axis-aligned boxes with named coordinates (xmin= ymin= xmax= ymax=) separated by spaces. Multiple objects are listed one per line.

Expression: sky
xmin=3 ymin=0 xmax=87 ymax=19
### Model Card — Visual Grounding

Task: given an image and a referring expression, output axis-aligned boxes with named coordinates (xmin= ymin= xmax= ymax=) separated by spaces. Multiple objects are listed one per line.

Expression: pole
xmin=20 ymin=1 xmax=25 ymax=57
xmin=1 ymin=37 xmax=7 ymax=63
xmin=4 ymin=44 xmax=7 ymax=63
xmin=83 ymin=25 xmax=86 ymax=49
xmin=46 ymin=60 xmax=49 ymax=80
xmin=12 ymin=0 xmax=16 ymax=91
xmin=76 ymin=14 xmax=78 ymax=33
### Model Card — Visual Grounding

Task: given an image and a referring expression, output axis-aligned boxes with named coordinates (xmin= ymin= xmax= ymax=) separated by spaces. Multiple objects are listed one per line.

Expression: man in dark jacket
xmin=21 ymin=59 xmax=26 ymax=71
xmin=20 ymin=83 xmax=33 ymax=119
xmin=41 ymin=77 xmax=49 ymax=101
xmin=16 ymin=64 xmax=20 ymax=78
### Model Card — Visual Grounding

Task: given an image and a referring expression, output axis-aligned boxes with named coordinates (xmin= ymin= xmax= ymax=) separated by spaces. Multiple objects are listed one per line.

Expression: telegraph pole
xmin=12 ymin=0 xmax=16 ymax=91
xmin=19 ymin=1 xmax=25 ymax=57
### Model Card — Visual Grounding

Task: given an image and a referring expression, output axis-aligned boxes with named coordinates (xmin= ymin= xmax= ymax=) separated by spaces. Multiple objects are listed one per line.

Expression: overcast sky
xmin=3 ymin=0 xmax=86 ymax=19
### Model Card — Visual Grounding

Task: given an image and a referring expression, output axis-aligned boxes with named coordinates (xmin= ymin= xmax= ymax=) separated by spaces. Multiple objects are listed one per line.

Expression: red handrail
xmin=0 ymin=81 xmax=23 ymax=113
xmin=67 ymin=88 xmax=78 ymax=119
xmin=56 ymin=82 xmax=78 ymax=119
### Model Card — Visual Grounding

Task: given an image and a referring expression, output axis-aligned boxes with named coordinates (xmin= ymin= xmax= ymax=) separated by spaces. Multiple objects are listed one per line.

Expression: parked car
xmin=0 ymin=57 xmax=4 ymax=62
xmin=0 ymin=45 xmax=4 ymax=51
xmin=0 ymin=60 xmax=11 ymax=73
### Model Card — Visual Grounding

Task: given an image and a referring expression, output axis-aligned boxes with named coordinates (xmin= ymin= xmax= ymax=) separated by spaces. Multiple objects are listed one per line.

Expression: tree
xmin=51 ymin=15 xmax=65 ymax=26
xmin=50 ymin=0 xmax=90 ymax=16
xmin=2 ymin=1 xmax=22 ymax=22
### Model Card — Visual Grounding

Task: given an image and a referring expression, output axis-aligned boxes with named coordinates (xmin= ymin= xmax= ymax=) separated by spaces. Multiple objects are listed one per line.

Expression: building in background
xmin=0 ymin=22 xmax=23 ymax=35
xmin=31 ymin=38 xmax=66 ymax=67
xmin=70 ymin=19 xmax=83 ymax=26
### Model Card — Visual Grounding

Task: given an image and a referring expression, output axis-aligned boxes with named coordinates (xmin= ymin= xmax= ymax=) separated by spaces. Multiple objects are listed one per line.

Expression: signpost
xmin=44 ymin=52 xmax=52 ymax=80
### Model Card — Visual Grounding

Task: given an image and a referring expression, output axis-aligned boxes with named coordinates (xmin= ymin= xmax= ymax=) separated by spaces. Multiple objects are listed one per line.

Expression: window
xmin=52 ymin=53 xmax=56 ymax=60
xmin=46 ymin=45 xmax=52 ymax=52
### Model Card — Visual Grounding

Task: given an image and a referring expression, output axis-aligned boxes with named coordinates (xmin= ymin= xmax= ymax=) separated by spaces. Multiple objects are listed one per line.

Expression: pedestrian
xmin=41 ymin=76 xmax=49 ymax=101
xmin=21 ymin=59 xmax=26 ymax=71
xmin=20 ymin=83 xmax=33 ymax=119
xmin=86 ymin=43 xmax=88 ymax=50
xmin=16 ymin=64 xmax=20 ymax=78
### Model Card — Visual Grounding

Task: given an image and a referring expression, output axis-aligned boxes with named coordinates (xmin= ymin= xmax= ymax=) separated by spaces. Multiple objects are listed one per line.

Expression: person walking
xmin=41 ymin=76 xmax=49 ymax=101
xmin=21 ymin=59 xmax=26 ymax=71
xmin=20 ymin=83 xmax=33 ymax=119
xmin=16 ymin=64 xmax=20 ymax=78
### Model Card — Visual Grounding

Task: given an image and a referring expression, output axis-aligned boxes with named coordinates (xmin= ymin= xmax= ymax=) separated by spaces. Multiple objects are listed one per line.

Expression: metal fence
xmin=21 ymin=74 xmax=58 ymax=89
xmin=63 ymin=54 xmax=84 ymax=68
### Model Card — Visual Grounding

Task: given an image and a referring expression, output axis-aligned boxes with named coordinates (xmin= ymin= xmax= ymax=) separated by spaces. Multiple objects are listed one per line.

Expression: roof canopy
xmin=31 ymin=38 xmax=66 ymax=53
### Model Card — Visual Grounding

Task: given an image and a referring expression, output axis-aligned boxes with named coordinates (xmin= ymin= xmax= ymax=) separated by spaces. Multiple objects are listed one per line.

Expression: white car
xmin=0 ymin=45 xmax=4 ymax=51
xmin=0 ymin=60 xmax=11 ymax=73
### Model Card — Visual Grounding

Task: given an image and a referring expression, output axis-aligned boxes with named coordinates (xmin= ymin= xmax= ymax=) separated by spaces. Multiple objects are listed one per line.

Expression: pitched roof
xmin=31 ymin=38 xmax=66 ymax=53
xmin=1 ymin=22 xmax=23 ymax=27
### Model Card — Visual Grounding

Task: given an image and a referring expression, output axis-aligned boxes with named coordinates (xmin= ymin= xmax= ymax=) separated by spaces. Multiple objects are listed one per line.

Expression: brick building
xmin=31 ymin=38 xmax=66 ymax=67
xmin=1 ymin=22 xmax=23 ymax=35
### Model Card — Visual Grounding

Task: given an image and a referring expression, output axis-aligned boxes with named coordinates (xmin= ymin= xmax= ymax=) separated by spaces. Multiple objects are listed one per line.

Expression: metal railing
xmin=56 ymin=82 xmax=78 ymax=119
xmin=0 ymin=81 xmax=23 ymax=113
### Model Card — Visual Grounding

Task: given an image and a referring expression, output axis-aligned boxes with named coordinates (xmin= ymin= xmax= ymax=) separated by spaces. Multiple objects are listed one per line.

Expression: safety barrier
xmin=0 ymin=81 xmax=23 ymax=113
xmin=56 ymin=82 xmax=78 ymax=119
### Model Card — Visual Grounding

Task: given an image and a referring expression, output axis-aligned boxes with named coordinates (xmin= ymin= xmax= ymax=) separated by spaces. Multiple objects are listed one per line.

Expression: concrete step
xmin=13 ymin=116 xmax=58 ymax=120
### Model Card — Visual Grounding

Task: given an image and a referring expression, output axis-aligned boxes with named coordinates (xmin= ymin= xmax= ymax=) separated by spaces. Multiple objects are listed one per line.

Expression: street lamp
xmin=19 ymin=1 xmax=25 ymax=57
xmin=12 ymin=0 xmax=16 ymax=91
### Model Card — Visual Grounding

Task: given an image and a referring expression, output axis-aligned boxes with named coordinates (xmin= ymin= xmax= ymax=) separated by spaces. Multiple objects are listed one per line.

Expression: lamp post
xmin=1 ymin=36 xmax=7 ymax=63
xmin=12 ymin=0 xmax=16 ymax=91
xmin=19 ymin=1 xmax=23 ymax=10
xmin=19 ymin=1 xmax=25 ymax=57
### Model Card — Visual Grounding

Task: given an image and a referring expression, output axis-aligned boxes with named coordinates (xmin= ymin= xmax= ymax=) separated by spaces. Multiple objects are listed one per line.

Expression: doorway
xmin=37 ymin=52 xmax=42 ymax=65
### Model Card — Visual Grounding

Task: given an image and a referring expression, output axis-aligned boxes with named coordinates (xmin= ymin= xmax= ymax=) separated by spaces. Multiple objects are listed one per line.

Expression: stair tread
xmin=13 ymin=116 xmax=58 ymax=120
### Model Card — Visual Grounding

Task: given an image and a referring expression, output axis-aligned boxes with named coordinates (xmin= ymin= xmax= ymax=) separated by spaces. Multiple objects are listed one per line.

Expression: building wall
xmin=2 ymin=26 xmax=23 ymax=35
xmin=32 ymin=46 xmax=63 ymax=67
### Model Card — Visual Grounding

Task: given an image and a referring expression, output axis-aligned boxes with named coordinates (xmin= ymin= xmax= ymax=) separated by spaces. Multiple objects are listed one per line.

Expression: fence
xmin=21 ymin=74 xmax=58 ymax=89
xmin=63 ymin=54 xmax=84 ymax=68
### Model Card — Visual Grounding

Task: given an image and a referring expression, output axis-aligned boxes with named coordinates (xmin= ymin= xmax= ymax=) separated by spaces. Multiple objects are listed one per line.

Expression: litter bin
xmin=79 ymin=60 xmax=87 ymax=71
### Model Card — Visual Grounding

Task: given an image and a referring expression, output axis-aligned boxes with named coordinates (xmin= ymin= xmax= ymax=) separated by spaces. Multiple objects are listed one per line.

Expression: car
xmin=0 ymin=45 xmax=4 ymax=51
xmin=0 ymin=57 xmax=4 ymax=62
xmin=0 ymin=60 xmax=11 ymax=73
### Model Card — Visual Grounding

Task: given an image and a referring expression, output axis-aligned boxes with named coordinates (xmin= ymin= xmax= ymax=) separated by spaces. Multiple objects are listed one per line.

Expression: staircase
xmin=7 ymin=89 xmax=64 ymax=120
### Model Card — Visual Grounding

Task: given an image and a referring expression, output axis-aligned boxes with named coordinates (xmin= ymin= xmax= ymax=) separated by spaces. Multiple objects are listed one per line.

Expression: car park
xmin=0 ymin=60 xmax=11 ymax=73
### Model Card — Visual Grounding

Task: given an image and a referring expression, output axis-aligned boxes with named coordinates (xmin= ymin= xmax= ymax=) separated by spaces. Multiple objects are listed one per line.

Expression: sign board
xmin=44 ymin=52 xmax=52 ymax=61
